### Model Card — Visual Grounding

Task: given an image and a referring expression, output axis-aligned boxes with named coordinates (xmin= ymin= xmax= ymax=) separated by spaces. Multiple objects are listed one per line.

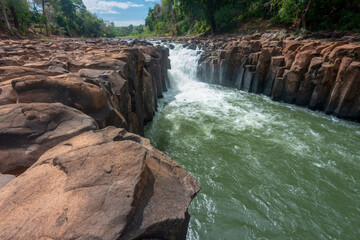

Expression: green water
xmin=144 ymin=45 xmax=360 ymax=240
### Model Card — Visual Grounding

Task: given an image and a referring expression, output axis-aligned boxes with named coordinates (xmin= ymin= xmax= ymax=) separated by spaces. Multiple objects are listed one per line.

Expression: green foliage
xmin=273 ymin=0 xmax=305 ymax=25
xmin=0 ymin=0 xmax=119 ymax=37
xmin=144 ymin=0 xmax=360 ymax=36
xmin=1 ymin=0 xmax=359 ymax=37
xmin=116 ymin=25 xmax=146 ymax=37
xmin=338 ymin=10 xmax=360 ymax=31
xmin=214 ymin=5 xmax=236 ymax=29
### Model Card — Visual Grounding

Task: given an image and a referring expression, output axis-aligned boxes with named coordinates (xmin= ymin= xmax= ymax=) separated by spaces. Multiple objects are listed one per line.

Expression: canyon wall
xmin=178 ymin=36 xmax=360 ymax=121
xmin=0 ymin=39 xmax=200 ymax=239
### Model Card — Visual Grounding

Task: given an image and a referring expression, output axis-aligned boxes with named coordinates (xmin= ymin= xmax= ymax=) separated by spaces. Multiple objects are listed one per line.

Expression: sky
xmin=83 ymin=0 xmax=161 ymax=27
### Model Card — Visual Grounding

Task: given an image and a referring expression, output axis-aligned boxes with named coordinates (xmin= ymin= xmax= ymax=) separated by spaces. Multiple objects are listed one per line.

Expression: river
xmin=144 ymin=44 xmax=360 ymax=240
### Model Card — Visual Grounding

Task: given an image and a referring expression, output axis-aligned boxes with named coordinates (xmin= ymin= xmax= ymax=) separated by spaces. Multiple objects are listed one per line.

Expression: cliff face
xmin=0 ymin=39 xmax=200 ymax=240
xmin=186 ymin=36 xmax=359 ymax=121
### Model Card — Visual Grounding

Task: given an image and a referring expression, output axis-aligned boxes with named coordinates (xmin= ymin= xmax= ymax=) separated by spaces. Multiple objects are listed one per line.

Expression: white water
xmin=145 ymin=44 xmax=360 ymax=240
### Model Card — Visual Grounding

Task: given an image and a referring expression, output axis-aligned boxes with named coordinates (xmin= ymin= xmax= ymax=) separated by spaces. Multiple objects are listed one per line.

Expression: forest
xmin=0 ymin=0 xmax=118 ymax=37
xmin=1 ymin=0 xmax=360 ymax=38
xmin=145 ymin=0 xmax=360 ymax=35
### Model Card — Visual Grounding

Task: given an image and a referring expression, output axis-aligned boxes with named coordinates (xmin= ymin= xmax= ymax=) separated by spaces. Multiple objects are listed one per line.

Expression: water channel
xmin=144 ymin=44 xmax=360 ymax=240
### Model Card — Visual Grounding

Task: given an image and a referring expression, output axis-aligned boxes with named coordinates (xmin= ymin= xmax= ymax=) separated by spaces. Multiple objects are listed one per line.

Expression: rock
xmin=0 ymin=127 xmax=201 ymax=240
xmin=0 ymin=103 xmax=98 ymax=173
xmin=0 ymin=66 xmax=65 ymax=81
xmin=308 ymin=60 xmax=340 ymax=110
xmin=0 ymin=39 xmax=171 ymax=135
xmin=195 ymin=35 xmax=360 ymax=121
xmin=264 ymin=56 xmax=285 ymax=96
xmin=295 ymin=57 xmax=324 ymax=106
xmin=253 ymin=49 xmax=272 ymax=93
xmin=325 ymin=59 xmax=360 ymax=119
xmin=11 ymin=73 xmax=127 ymax=129
xmin=328 ymin=44 xmax=360 ymax=62
xmin=0 ymin=38 xmax=199 ymax=239
xmin=0 ymin=173 xmax=14 ymax=190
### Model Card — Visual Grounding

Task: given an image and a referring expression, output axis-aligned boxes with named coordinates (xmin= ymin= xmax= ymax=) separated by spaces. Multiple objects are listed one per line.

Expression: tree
xmin=8 ymin=0 xmax=19 ymax=30
xmin=41 ymin=0 xmax=49 ymax=35
xmin=0 ymin=0 xmax=11 ymax=33
xmin=301 ymin=0 xmax=313 ymax=29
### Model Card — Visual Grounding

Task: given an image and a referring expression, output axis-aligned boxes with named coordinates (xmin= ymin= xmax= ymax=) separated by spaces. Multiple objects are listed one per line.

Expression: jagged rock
xmin=0 ymin=103 xmax=98 ymax=174
xmin=0 ymin=127 xmax=201 ymax=240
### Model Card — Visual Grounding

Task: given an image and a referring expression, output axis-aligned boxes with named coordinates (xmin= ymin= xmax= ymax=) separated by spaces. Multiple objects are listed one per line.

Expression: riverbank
xmin=0 ymin=38 xmax=200 ymax=239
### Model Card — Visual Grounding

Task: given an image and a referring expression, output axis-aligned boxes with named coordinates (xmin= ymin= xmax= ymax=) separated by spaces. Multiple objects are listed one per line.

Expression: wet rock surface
xmin=0 ymin=39 xmax=199 ymax=239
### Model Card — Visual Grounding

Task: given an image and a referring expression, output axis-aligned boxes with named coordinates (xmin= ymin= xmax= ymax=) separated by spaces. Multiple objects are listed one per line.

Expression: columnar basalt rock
xmin=0 ymin=39 xmax=199 ymax=239
xmin=189 ymin=35 xmax=360 ymax=121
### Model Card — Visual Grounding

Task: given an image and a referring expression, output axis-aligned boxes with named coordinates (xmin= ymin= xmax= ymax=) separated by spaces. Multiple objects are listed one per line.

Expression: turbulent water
xmin=144 ymin=44 xmax=360 ymax=240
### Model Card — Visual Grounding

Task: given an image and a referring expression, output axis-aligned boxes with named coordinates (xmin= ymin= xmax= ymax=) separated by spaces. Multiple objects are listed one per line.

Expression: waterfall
xmin=145 ymin=44 xmax=360 ymax=240
xmin=166 ymin=44 xmax=202 ymax=94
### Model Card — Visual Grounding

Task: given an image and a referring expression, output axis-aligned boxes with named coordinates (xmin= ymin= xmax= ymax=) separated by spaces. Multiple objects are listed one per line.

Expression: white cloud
xmin=83 ymin=0 xmax=144 ymax=14
xmin=113 ymin=20 xmax=145 ymax=26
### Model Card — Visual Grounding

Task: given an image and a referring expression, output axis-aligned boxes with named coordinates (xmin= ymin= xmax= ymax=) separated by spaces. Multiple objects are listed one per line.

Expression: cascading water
xmin=145 ymin=44 xmax=360 ymax=240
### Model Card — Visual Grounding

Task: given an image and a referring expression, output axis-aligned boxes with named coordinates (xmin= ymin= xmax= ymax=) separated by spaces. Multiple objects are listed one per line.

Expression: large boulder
xmin=0 ymin=127 xmax=200 ymax=240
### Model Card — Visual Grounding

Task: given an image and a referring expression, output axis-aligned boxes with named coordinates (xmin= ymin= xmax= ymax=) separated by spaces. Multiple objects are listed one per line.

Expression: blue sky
xmin=83 ymin=0 xmax=161 ymax=26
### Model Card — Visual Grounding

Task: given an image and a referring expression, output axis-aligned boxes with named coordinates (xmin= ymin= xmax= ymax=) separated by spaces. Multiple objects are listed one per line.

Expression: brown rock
xmin=0 ymin=127 xmax=200 ymax=240
xmin=11 ymin=73 xmax=127 ymax=129
xmin=0 ymin=66 xmax=65 ymax=82
xmin=0 ymin=103 xmax=98 ymax=173
xmin=326 ymin=59 xmax=360 ymax=119
xmin=295 ymin=57 xmax=324 ymax=106
xmin=328 ymin=44 xmax=360 ymax=61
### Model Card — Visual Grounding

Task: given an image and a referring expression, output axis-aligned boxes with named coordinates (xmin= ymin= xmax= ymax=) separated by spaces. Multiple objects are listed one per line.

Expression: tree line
xmin=0 ymin=0 xmax=118 ymax=37
xmin=145 ymin=0 xmax=360 ymax=35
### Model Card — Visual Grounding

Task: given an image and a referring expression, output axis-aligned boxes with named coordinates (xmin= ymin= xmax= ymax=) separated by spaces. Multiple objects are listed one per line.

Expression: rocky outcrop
xmin=176 ymin=36 xmax=360 ymax=121
xmin=0 ymin=39 xmax=199 ymax=239
xmin=0 ymin=39 xmax=170 ymax=135
xmin=0 ymin=127 xmax=200 ymax=239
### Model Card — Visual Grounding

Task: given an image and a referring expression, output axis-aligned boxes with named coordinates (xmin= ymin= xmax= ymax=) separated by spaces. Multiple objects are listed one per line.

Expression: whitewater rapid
xmin=145 ymin=44 xmax=360 ymax=240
